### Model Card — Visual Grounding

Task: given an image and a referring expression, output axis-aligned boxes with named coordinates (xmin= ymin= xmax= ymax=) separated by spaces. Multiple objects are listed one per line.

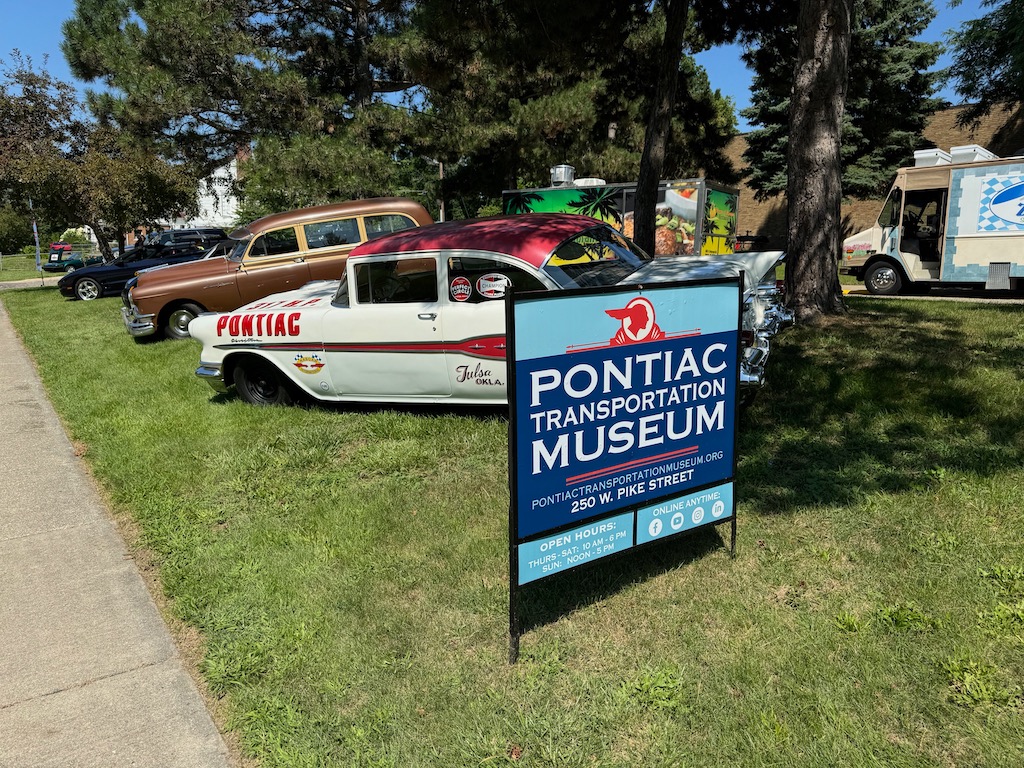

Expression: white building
xmin=160 ymin=159 xmax=240 ymax=230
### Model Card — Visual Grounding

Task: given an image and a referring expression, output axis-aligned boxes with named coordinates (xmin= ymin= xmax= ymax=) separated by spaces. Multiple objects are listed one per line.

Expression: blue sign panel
xmin=636 ymin=482 xmax=734 ymax=545
xmin=517 ymin=512 xmax=635 ymax=585
xmin=511 ymin=282 xmax=740 ymax=541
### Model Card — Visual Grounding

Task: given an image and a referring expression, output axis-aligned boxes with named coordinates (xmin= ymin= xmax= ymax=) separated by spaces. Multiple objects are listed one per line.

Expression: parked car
xmin=121 ymin=198 xmax=433 ymax=340
xmin=57 ymin=241 xmax=210 ymax=301
xmin=133 ymin=239 xmax=239 ymax=276
xmin=40 ymin=242 xmax=104 ymax=273
xmin=190 ymin=214 xmax=793 ymax=407
xmin=142 ymin=227 xmax=228 ymax=248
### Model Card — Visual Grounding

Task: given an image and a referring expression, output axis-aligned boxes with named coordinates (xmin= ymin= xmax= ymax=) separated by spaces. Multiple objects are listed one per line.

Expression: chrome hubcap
xmin=77 ymin=280 xmax=99 ymax=300
xmin=870 ymin=267 xmax=896 ymax=291
xmin=169 ymin=310 xmax=194 ymax=335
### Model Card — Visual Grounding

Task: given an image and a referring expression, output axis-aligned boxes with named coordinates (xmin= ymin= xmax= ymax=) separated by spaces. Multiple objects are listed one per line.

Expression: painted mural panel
xmin=503 ymin=180 xmax=737 ymax=257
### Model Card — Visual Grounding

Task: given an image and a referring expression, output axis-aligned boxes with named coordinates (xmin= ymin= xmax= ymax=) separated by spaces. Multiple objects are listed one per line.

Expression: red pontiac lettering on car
xmin=216 ymin=312 xmax=302 ymax=337
xmin=247 ymin=297 xmax=326 ymax=310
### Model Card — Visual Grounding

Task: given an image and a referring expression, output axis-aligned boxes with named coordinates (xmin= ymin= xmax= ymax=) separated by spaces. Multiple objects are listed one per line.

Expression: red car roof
xmin=349 ymin=214 xmax=601 ymax=269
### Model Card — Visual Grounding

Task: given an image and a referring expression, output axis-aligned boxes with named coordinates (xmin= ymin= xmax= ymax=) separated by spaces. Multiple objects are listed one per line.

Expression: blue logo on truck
xmin=988 ymin=181 xmax=1024 ymax=225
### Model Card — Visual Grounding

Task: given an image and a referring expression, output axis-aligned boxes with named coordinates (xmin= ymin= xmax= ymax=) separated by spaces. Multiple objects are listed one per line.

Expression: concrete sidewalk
xmin=0 ymin=299 xmax=234 ymax=767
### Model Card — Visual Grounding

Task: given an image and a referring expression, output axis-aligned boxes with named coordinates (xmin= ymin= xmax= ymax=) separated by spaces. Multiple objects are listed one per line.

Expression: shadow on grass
xmin=207 ymin=386 xmax=510 ymax=423
xmin=737 ymin=300 xmax=1024 ymax=515
xmin=516 ymin=524 xmax=728 ymax=634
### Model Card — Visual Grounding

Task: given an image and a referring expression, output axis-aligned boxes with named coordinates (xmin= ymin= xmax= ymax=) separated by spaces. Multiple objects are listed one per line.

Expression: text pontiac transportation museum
xmin=507 ymin=277 xmax=742 ymax=660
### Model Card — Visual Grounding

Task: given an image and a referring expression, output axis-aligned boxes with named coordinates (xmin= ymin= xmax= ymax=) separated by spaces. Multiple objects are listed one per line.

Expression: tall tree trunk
xmin=354 ymin=0 xmax=373 ymax=109
xmin=634 ymin=0 xmax=690 ymax=257
xmin=90 ymin=221 xmax=114 ymax=260
xmin=785 ymin=0 xmax=852 ymax=320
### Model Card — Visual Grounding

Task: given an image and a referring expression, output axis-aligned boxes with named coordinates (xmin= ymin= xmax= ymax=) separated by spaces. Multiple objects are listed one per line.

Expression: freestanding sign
xmin=507 ymin=277 xmax=741 ymax=661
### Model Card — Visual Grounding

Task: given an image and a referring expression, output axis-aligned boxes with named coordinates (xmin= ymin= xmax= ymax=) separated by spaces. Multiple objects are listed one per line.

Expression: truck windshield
xmin=878 ymin=188 xmax=901 ymax=228
xmin=542 ymin=226 xmax=651 ymax=288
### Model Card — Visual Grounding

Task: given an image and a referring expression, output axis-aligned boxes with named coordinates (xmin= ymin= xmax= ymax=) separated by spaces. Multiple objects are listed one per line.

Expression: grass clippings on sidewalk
xmin=3 ymin=286 xmax=1023 ymax=767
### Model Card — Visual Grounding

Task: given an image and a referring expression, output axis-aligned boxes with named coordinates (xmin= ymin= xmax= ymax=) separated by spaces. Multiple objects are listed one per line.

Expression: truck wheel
xmin=164 ymin=303 xmax=204 ymax=340
xmin=74 ymin=277 xmax=101 ymax=301
xmin=232 ymin=358 xmax=294 ymax=406
xmin=865 ymin=262 xmax=902 ymax=295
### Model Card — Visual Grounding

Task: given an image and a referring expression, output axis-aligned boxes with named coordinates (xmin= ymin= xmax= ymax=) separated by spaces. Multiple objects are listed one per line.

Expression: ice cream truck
xmin=503 ymin=166 xmax=739 ymax=257
xmin=842 ymin=145 xmax=1024 ymax=294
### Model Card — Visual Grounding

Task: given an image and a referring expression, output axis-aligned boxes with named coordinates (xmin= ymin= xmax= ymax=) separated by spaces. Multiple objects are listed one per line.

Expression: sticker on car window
xmin=450 ymin=276 xmax=472 ymax=302
xmin=475 ymin=273 xmax=512 ymax=299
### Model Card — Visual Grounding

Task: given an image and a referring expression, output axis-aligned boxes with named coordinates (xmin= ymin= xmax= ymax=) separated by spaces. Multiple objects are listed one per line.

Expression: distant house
xmin=128 ymin=159 xmax=241 ymax=246
xmin=725 ymin=103 xmax=1024 ymax=246
xmin=157 ymin=159 xmax=240 ymax=231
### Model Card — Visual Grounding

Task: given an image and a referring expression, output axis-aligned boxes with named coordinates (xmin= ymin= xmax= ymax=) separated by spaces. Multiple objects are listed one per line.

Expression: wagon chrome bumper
xmin=121 ymin=306 xmax=158 ymax=337
xmin=196 ymin=362 xmax=230 ymax=393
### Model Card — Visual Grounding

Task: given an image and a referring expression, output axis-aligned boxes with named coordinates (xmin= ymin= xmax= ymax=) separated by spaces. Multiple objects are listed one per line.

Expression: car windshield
xmin=333 ymin=274 xmax=351 ymax=307
xmin=542 ymin=225 xmax=651 ymax=288
xmin=227 ymin=238 xmax=250 ymax=262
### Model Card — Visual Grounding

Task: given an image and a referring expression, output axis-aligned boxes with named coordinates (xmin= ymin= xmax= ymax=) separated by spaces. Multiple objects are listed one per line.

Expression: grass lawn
xmin=3 ymin=286 xmax=1023 ymax=767
xmin=0 ymin=254 xmax=47 ymax=282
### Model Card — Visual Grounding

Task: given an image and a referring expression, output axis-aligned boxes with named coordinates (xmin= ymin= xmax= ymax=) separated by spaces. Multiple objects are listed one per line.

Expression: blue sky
xmin=1 ymin=0 xmax=984 ymax=133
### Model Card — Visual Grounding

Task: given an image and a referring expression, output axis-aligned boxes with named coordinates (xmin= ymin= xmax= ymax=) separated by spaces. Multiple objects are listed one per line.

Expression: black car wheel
xmin=232 ymin=358 xmax=294 ymax=406
xmin=164 ymin=303 xmax=204 ymax=340
xmin=74 ymin=277 xmax=102 ymax=301
xmin=865 ymin=262 xmax=902 ymax=295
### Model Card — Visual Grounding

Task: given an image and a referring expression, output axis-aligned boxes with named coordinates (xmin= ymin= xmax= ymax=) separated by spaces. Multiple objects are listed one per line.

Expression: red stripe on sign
xmin=565 ymin=445 xmax=700 ymax=486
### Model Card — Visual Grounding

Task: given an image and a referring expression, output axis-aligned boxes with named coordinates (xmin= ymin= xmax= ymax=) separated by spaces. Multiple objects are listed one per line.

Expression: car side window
xmin=125 ymin=248 xmax=151 ymax=263
xmin=304 ymin=218 xmax=360 ymax=249
xmin=355 ymin=258 xmax=438 ymax=304
xmin=248 ymin=227 xmax=300 ymax=258
xmin=446 ymin=256 xmax=548 ymax=303
xmin=364 ymin=214 xmax=418 ymax=241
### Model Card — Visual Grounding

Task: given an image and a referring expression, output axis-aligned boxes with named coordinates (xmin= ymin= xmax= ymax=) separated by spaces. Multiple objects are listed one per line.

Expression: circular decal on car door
xmin=476 ymin=273 xmax=512 ymax=299
xmin=450 ymin=276 xmax=472 ymax=301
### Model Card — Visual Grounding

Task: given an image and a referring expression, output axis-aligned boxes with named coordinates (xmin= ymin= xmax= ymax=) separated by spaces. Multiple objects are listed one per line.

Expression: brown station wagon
xmin=121 ymin=198 xmax=434 ymax=339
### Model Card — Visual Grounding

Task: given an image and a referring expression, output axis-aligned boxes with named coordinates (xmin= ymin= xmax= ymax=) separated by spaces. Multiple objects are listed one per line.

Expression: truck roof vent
xmin=914 ymin=148 xmax=951 ymax=167
xmin=550 ymin=164 xmax=575 ymax=186
xmin=950 ymin=144 xmax=999 ymax=164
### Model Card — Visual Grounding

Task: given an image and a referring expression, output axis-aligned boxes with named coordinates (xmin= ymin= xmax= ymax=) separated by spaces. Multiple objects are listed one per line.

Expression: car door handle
xmin=418 ymin=313 xmax=437 ymax=320
xmin=293 ymin=257 xmax=305 ymax=263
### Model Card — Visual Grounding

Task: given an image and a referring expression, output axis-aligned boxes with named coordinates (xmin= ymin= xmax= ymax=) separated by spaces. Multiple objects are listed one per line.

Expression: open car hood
xmin=622 ymin=251 xmax=786 ymax=293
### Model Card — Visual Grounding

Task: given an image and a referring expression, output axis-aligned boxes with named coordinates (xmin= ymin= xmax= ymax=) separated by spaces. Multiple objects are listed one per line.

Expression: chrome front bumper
xmin=739 ymin=301 xmax=795 ymax=390
xmin=120 ymin=306 xmax=157 ymax=338
xmin=196 ymin=362 xmax=230 ymax=393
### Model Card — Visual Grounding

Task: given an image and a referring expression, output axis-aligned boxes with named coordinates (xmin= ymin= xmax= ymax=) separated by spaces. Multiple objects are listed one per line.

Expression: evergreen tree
xmin=742 ymin=0 xmax=943 ymax=200
xmin=948 ymin=0 xmax=1024 ymax=125
xmin=62 ymin=0 xmax=415 ymax=174
xmin=62 ymin=0 xmax=738 ymax=219
xmin=405 ymin=0 xmax=737 ymax=216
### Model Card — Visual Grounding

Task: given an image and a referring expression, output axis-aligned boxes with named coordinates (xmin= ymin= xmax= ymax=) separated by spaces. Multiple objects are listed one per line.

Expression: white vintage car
xmin=190 ymin=214 xmax=792 ymax=406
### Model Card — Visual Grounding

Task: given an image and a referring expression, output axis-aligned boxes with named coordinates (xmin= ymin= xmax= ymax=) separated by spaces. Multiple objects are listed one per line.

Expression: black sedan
xmin=58 ymin=242 xmax=209 ymax=301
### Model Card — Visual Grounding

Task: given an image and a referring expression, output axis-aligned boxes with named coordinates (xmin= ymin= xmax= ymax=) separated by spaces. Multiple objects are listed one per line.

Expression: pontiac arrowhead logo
xmin=605 ymin=297 xmax=665 ymax=345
